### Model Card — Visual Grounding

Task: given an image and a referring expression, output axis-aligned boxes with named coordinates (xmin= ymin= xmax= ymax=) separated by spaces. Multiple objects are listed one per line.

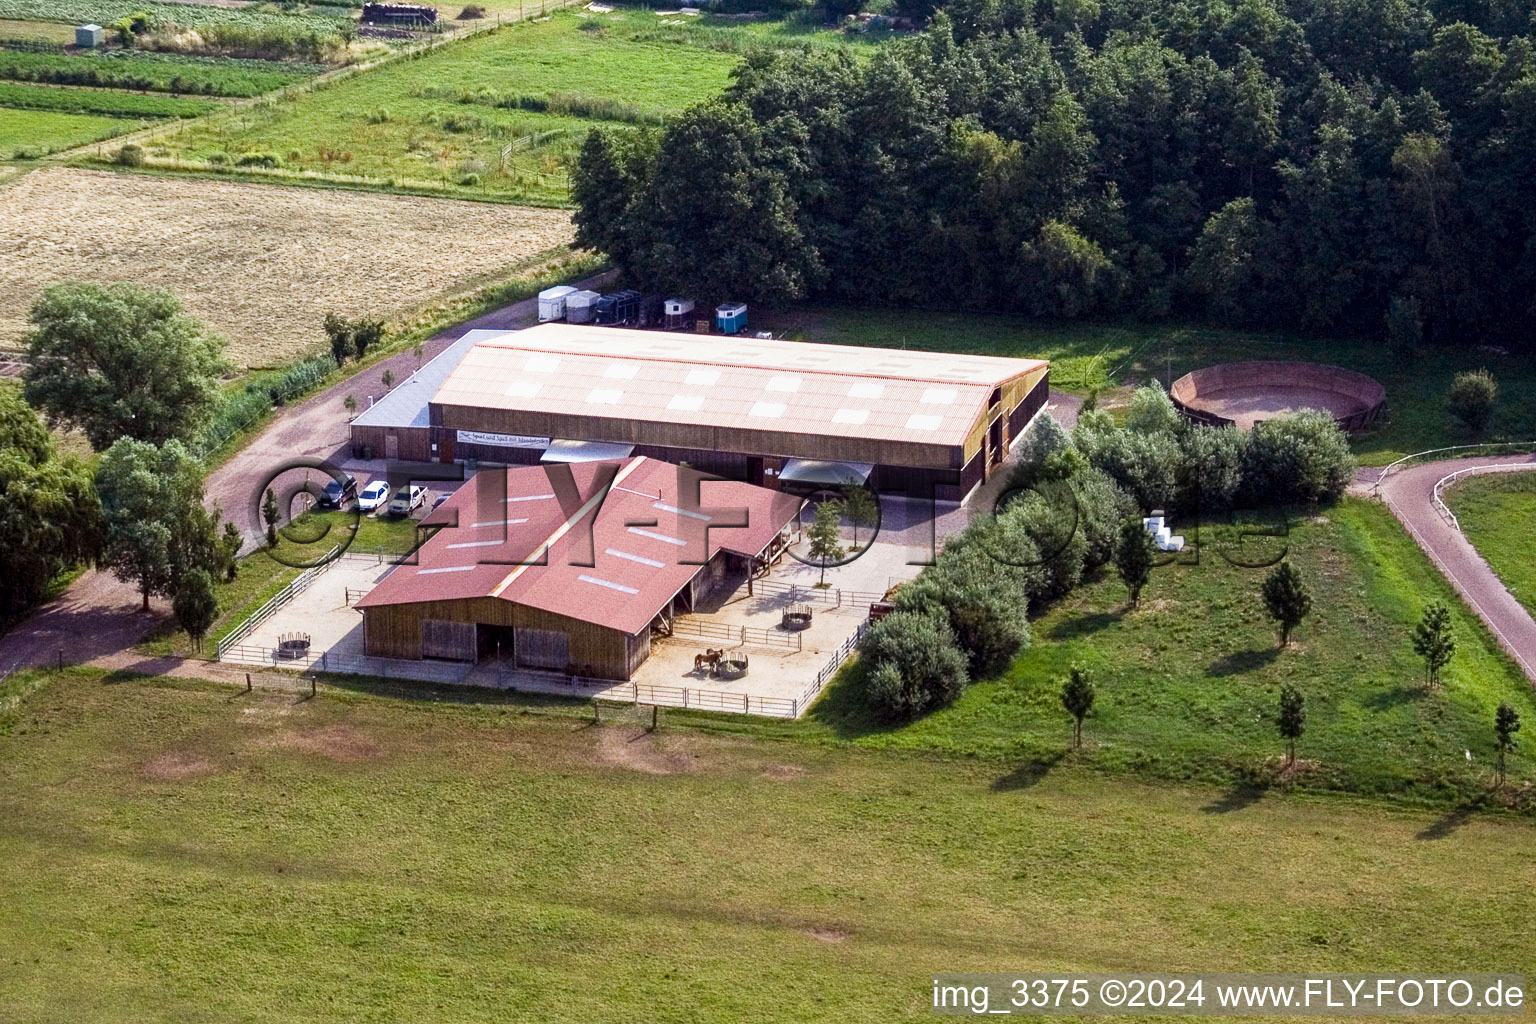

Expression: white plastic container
xmin=538 ymin=285 xmax=577 ymax=322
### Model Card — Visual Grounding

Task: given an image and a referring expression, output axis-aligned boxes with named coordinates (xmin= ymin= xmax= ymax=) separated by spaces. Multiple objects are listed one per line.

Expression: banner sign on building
xmin=455 ymin=430 xmax=549 ymax=449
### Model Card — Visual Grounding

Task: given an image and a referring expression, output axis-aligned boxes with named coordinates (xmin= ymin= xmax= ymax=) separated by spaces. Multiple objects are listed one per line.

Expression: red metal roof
xmin=356 ymin=457 xmax=800 ymax=635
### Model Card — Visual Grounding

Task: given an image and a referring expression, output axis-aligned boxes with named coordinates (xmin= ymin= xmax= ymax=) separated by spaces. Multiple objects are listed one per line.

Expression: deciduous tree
xmin=1410 ymin=601 xmax=1456 ymax=688
xmin=24 ymin=282 xmax=230 ymax=450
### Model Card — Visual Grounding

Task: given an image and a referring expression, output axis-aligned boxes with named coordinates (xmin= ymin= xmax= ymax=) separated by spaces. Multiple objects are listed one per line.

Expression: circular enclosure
xmin=1170 ymin=361 xmax=1386 ymax=431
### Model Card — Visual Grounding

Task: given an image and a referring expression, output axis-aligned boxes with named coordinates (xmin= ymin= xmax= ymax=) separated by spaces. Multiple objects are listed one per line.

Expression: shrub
xmin=458 ymin=3 xmax=487 ymax=16
xmin=459 ymin=172 xmax=482 ymax=187
xmin=1448 ymin=368 xmax=1497 ymax=433
xmin=1001 ymin=486 xmax=1087 ymax=604
xmin=235 ymin=151 xmax=282 ymax=168
xmin=1178 ymin=425 xmax=1245 ymax=511
xmin=1071 ymin=469 xmax=1138 ymax=570
xmin=856 ymin=608 xmax=969 ymax=721
xmin=1005 ymin=412 xmax=1074 ymax=492
xmin=115 ymin=144 xmax=145 ymax=167
xmin=895 ymin=543 xmax=1032 ymax=674
xmin=1126 ymin=380 xmax=1181 ymax=435
xmin=206 ymin=152 xmax=228 ymax=166
xmin=1076 ymin=425 xmax=1181 ymax=511
xmin=1240 ymin=409 xmax=1355 ymax=506
xmin=441 ymin=112 xmax=484 ymax=134
xmin=366 ymin=106 xmax=391 ymax=124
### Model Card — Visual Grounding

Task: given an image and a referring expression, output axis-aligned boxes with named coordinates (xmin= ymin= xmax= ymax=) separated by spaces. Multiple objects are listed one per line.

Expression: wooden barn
xmin=355 ymin=457 xmax=800 ymax=678
xmin=398 ymin=323 xmax=1050 ymax=502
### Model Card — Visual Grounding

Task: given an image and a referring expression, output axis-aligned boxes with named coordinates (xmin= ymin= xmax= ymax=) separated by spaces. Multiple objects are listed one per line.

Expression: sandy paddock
xmin=0 ymin=168 xmax=574 ymax=366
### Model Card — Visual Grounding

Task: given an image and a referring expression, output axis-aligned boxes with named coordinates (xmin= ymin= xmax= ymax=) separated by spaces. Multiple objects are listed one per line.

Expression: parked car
xmin=357 ymin=480 xmax=391 ymax=512
xmin=318 ymin=473 xmax=357 ymax=508
xmin=388 ymin=484 xmax=426 ymax=517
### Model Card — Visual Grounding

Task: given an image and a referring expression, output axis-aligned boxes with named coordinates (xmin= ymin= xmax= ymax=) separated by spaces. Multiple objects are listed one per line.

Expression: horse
xmin=694 ymin=648 xmax=723 ymax=675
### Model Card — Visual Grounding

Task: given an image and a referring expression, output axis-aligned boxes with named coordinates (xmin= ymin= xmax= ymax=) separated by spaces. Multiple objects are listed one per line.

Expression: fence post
xmin=743 ymin=693 xmax=748 ymax=713
xmin=683 ymin=687 xmax=688 ymax=708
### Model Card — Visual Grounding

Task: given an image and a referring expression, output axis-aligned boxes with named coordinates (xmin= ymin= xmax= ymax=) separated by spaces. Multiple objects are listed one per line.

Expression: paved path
xmin=1374 ymin=455 xmax=1536 ymax=682
xmin=0 ymin=271 xmax=614 ymax=675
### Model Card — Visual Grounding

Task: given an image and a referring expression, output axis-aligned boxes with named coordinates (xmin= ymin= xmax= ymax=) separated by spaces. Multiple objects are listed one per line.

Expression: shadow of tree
xmin=1206 ymin=647 xmax=1279 ymax=677
xmin=992 ymin=750 xmax=1068 ymax=791
xmin=1046 ymin=612 xmax=1123 ymax=641
xmin=1202 ymin=783 xmax=1266 ymax=814
xmin=1364 ymin=684 xmax=1423 ymax=711
xmin=1416 ymin=804 xmax=1475 ymax=840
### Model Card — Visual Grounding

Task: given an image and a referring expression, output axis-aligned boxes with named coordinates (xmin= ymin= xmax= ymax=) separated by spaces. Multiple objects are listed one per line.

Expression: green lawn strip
xmin=158 ymin=12 xmax=741 ymax=199
xmin=802 ymin=499 xmax=1536 ymax=804
xmin=0 ymin=80 xmax=217 ymax=117
xmin=1444 ymin=472 xmax=1536 ymax=620
xmin=0 ymin=668 xmax=1529 ymax=1022
xmin=0 ymin=49 xmax=322 ymax=96
xmin=761 ymin=305 xmax=1536 ymax=465
xmin=0 ymin=106 xmax=132 ymax=152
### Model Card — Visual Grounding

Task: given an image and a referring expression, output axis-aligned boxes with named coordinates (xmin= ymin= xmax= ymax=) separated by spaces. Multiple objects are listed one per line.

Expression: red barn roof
xmin=356 ymin=457 xmax=800 ymax=635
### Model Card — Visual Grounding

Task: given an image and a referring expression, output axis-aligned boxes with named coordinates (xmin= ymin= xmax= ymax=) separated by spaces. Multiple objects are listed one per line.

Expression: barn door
xmin=516 ymin=628 xmax=570 ymax=671
xmin=421 ymin=619 xmax=475 ymax=661
xmin=385 ymin=433 xmax=399 ymax=461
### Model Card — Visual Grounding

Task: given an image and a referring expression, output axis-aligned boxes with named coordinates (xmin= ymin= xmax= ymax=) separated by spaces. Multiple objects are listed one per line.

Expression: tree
xmin=23 ymin=282 xmax=230 ymax=450
xmin=344 ymin=394 xmax=358 ymax=419
xmin=1114 ymin=517 xmax=1156 ymax=608
xmin=1126 ymin=382 xmax=1181 ymax=435
xmin=0 ymin=386 xmax=102 ymax=616
xmin=1277 ymin=684 xmax=1306 ymax=767
xmin=352 ymin=318 xmax=385 ymax=361
xmin=839 ymin=486 xmax=878 ymax=550
xmin=262 ymin=486 xmax=280 ymax=546
xmin=1410 ymin=601 xmax=1456 ymax=688
xmin=1494 ymin=702 xmax=1520 ymax=787
xmin=413 ymin=341 xmax=425 ymax=369
xmin=323 ymin=312 xmax=355 ymax=364
xmin=1448 ymin=368 xmax=1497 ymax=433
xmin=219 ymin=520 xmax=242 ymax=584
xmin=382 ymin=369 xmax=396 ymax=391
xmin=1059 ymin=665 xmax=1095 ymax=749
xmin=173 ymin=567 xmax=218 ymax=652
xmin=95 ymin=438 xmax=222 ymax=611
xmin=806 ymin=498 xmax=845 ymax=586
xmin=1261 ymin=561 xmax=1311 ymax=647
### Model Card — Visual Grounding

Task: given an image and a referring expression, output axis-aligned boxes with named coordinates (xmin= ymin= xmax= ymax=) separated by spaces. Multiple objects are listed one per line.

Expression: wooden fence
xmin=791 ymin=620 xmax=869 ymax=715
xmin=667 ymin=616 xmax=802 ymax=651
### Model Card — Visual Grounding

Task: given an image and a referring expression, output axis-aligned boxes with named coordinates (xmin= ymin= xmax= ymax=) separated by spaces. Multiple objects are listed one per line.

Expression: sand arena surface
xmin=0 ymin=168 xmax=574 ymax=366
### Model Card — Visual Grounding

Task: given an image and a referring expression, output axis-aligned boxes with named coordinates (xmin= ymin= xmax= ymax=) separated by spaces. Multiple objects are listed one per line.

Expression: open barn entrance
xmin=477 ymin=624 xmax=516 ymax=663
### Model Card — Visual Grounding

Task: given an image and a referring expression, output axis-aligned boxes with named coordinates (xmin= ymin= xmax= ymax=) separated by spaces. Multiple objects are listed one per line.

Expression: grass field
xmin=760 ymin=305 xmax=1536 ymax=465
xmin=1444 ymin=471 xmax=1536 ymax=620
xmin=805 ymin=500 xmax=1535 ymax=805
xmin=0 ymin=80 xmax=218 ymax=117
xmin=147 ymin=12 xmax=761 ymax=200
xmin=0 ymin=669 xmax=1531 ymax=1022
xmin=0 ymin=166 xmax=574 ymax=364
xmin=0 ymin=17 xmax=76 ymax=44
xmin=0 ymin=48 xmax=324 ymax=96
xmin=0 ymin=106 xmax=133 ymax=152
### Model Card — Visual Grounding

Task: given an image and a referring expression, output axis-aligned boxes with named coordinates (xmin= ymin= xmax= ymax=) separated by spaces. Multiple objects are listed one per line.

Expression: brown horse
xmin=694 ymin=648 xmax=723 ymax=675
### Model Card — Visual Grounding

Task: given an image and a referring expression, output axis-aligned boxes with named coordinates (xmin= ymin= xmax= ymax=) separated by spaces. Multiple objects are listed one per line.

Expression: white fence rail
xmin=215 ymin=545 xmax=340 ymax=658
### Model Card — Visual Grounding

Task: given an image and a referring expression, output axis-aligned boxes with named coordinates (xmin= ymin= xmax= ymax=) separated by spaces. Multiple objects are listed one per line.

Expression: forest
xmin=573 ymin=0 xmax=1536 ymax=347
